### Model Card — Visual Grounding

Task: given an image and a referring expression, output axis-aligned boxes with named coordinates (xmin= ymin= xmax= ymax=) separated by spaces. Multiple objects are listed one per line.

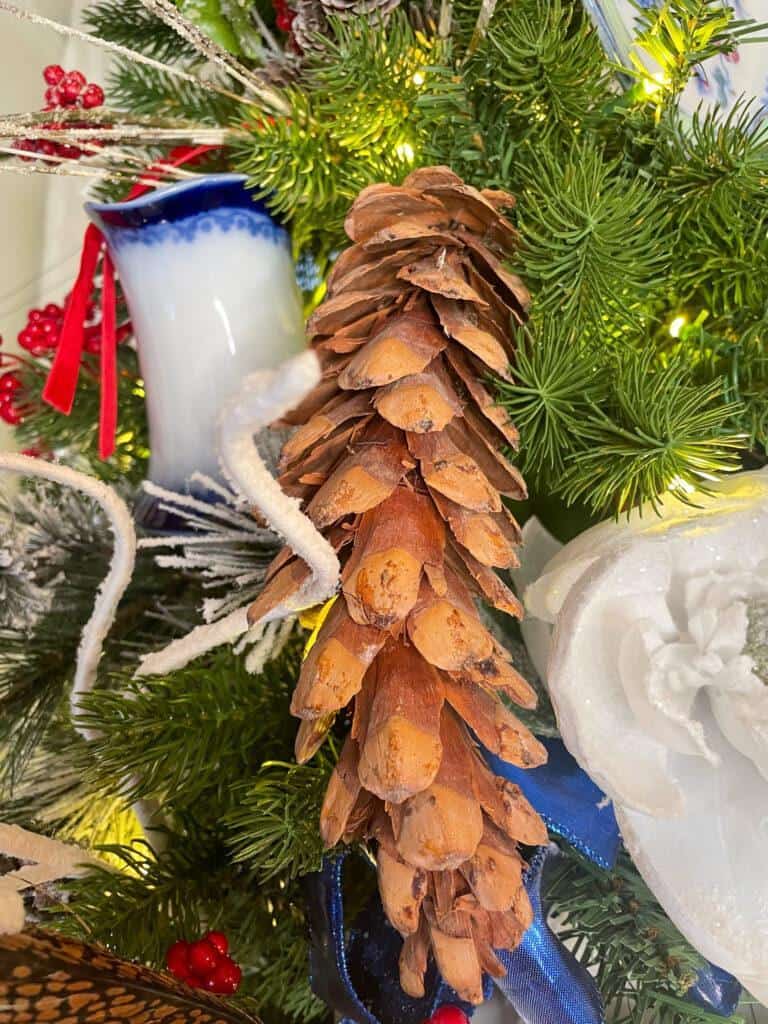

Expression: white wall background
xmin=0 ymin=0 xmax=107 ymax=450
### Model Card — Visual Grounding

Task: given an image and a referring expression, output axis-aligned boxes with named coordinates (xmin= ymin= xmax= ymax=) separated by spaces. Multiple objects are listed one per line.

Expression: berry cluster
xmin=17 ymin=300 xmax=107 ymax=357
xmin=0 ymin=370 xmax=25 ymax=426
xmin=43 ymin=65 xmax=104 ymax=111
xmin=273 ymin=0 xmax=296 ymax=33
xmin=166 ymin=931 xmax=242 ymax=995
xmin=15 ymin=66 xmax=104 ymax=163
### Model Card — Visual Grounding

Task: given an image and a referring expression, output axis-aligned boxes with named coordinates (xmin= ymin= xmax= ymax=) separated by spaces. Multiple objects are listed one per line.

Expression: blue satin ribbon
xmin=305 ymin=736 xmax=740 ymax=1024
xmin=483 ymin=737 xmax=621 ymax=870
xmin=492 ymin=846 xmax=604 ymax=1024
xmin=305 ymin=854 xmax=487 ymax=1024
xmin=688 ymin=964 xmax=742 ymax=1018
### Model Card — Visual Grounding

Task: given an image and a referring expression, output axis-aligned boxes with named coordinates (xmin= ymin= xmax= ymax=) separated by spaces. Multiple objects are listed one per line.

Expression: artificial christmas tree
xmin=250 ymin=166 xmax=548 ymax=1003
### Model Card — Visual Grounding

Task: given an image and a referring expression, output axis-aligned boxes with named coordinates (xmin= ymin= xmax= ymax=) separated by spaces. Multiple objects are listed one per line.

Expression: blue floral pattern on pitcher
xmin=108 ymin=207 xmax=286 ymax=250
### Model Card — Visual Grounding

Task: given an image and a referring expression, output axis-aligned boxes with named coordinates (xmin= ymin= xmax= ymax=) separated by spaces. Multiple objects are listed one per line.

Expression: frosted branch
xmin=136 ymin=350 xmax=339 ymax=677
xmin=0 ymin=455 xmax=136 ymax=743
xmin=218 ymin=349 xmax=340 ymax=617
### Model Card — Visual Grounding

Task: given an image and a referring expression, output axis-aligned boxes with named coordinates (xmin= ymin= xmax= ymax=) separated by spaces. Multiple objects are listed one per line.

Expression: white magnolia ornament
xmin=517 ymin=469 xmax=768 ymax=1003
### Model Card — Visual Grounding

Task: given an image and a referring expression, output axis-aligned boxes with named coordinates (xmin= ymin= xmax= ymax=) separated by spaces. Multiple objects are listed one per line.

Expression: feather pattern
xmin=0 ymin=930 xmax=259 ymax=1024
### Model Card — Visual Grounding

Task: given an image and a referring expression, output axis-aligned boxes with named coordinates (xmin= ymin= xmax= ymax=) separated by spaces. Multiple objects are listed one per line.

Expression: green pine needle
xmin=17 ymin=348 xmax=149 ymax=486
xmin=77 ymin=641 xmax=304 ymax=813
xmin=495 ymin=326 xmax=606 ymax=484
xmin=84 ymin=0 xmax=198 ymax=62
xmin=471 ymin=0 xmax=611 ymax=141
xmin=227 ymin=757 xmax=333 ymax=883
xmin=545 ymin=846 xmax=743 ymax=1024
xmin=518 ymin=143 xmax=668 ymax=329
xmin=560 ymin=353 xmax=744 ymax=515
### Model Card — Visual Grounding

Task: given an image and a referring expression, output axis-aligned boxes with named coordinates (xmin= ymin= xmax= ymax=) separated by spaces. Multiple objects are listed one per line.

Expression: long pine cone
xmin=250 ymin=166 xmax=548 ymax=1003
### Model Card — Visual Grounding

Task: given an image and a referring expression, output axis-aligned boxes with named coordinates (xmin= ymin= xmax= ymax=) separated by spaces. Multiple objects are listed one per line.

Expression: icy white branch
xmin=219 ymin=349 xmax=340 ymax=608
xmin=0 ymin=455 xmax=136 ymax=743
xmin=136 ymin=350 xmax=339 ymax=677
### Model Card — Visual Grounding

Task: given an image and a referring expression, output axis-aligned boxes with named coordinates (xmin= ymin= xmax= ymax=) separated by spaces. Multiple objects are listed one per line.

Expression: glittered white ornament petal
xmin=521 ymin=469 xmax=768 ymax=1003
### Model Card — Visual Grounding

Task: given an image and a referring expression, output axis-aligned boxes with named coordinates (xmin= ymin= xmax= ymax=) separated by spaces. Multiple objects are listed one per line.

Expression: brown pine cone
xmin=251 ymin=166 xmax=547 ymax=1003
xmin=291 ymin=0 xmax=401 ymax=50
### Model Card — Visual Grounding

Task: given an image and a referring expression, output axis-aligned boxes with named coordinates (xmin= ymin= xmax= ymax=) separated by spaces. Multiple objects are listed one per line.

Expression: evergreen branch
xmin=77 ymin=642 xmax=303 ymax=812
xmin=517 ymin=143 xmax=668 ymax=329
xmin=108 ymin=59 xmax=242 ymax=123
xmin=17 ymin=347 xmax=149 ymax=486
xmin=559 ymin=353 xmax=744 ymax=516
xmin=672 ymin=208 xmax=768 ymax=316
xmin=469 ymin=0 xmax=611 ymax=141
xmin=235 ymin=15 xmax=433 ymax=250
xmin=495 ymin=326 xmax=606 ymax=484
xmin=50 ymin=827 xmax=327 ymax=1022
xmin=85 ymin=0 xmax=198 ymax=63
xmin=248 ymin=908 xmax=326 ymax=1022
xmin=658 ymin=101 xmax=768 ymax=231
xmin=226 ymin=758 xmax=333 ymax=883
xmin=545 ymin=846 xmax=743 ymax=1024
xmin=630 ymin=0 xmax=768 ymax=99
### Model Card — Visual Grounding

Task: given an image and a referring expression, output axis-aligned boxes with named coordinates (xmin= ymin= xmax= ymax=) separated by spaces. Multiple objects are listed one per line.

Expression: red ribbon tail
xmin=42 ymin=223 xmax=103 ymax=415
xmin=98 ymin=250 xmax=118 ymax=460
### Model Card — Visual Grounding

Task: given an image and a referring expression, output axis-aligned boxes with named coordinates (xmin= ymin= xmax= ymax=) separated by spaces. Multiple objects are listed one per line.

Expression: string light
xmin=669 ymin=315 xmax=687 ymax=338
xmin=642 ymin=70 xmax=670 ymax=97
xmin=395 ymin=141 xmax=415 ymax=162
xmin=412 ymin=70 xmax=425 ymax=86
xmin=667 ymin=474 xmax=696 ymax=495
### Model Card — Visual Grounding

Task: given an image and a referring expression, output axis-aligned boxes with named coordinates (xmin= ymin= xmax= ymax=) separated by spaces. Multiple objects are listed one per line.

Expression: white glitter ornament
xmin=518 ymin=469 xmax=768 ymax=1003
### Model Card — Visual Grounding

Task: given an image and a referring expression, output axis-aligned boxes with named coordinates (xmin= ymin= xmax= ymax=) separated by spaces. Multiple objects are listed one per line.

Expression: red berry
xmin=0 ymin=372 xmax=21 ymax=394
xmin=166 ymin=940 xmax=191 ymax=978
xmin=44 ymin=64 xmax=65 ymax=85
xmin=17 ymin=328 xmax=35 ymax=351
xmin=204 ymin=931 xmax=229 ymax=957
xmin=188 ymin=939 xmax=219 ymax=978
xmin=81 ymin=83 xmax=105 ymax=109
xmin=427 ymin=1007 xmax=470 ymax=1024
xmin=64 ymin=70 xmax=86 ymax=88
xmin=44 ymin=86 xmax=61 ymax=110
xmin=60 ymin=70 xmax=86 ymax=105
xmin=0 ymin=404 xmax=24 ymax=426
xmin=203 ymin=975 xmax=219 ymax=991
xmin=210 ymin=958 xmax=242 ymax=995
xmin=84 ymin=329 xmax=101 ymax=355
xmin=276 ymin=9 xmax=295 ymax=30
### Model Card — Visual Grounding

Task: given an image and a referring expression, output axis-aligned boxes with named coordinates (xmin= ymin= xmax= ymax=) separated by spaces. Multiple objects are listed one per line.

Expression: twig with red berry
xmin=14 ymin=65 xmax=104 ymax=163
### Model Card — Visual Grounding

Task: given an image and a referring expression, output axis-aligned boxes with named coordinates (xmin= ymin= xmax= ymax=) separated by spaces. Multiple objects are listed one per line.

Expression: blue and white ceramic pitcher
xmin=87 ymin=173 xmax=305 ymax=525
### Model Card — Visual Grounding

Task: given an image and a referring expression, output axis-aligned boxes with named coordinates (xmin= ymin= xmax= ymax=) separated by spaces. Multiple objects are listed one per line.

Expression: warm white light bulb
xmin=669 ymin=315 xmax=687 ymax=338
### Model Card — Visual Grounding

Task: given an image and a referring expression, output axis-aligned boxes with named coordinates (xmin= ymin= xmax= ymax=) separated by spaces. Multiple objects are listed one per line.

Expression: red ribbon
xmin=43 ymin=145 xmax=220 ymax=460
